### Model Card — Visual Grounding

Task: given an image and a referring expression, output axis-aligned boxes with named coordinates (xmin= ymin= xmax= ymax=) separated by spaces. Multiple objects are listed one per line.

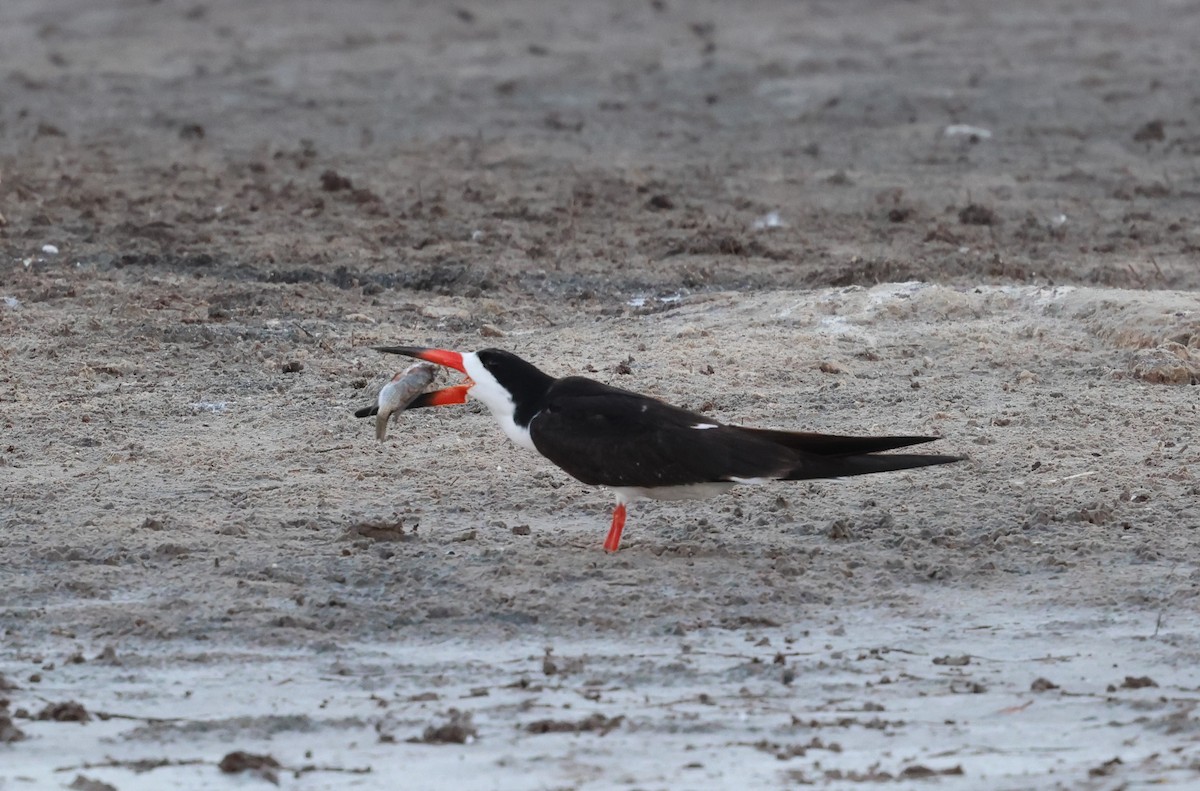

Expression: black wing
xmin=738 ymin=428 xmax=939 ymax=456
xmin=528 ymin=377 xmax=963 ymax=486
xmin=528 ymin=378 xmax=797 ymax=487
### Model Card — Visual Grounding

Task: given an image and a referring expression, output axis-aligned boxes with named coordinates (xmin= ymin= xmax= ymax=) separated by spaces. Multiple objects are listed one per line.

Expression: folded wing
xmin=529 ymin=378 xmax=961 ymax=487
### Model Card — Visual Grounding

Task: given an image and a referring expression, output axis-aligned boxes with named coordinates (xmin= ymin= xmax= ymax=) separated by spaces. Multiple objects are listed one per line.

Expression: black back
xmin=529 ymin=377 xmax=799 ymax=487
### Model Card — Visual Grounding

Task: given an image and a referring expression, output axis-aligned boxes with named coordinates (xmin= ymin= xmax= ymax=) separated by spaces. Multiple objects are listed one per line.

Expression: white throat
xmin=462 ymin=352 xmax=536 ymax=451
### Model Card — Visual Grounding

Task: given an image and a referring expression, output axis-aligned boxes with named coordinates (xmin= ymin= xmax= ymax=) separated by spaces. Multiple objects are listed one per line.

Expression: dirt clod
xmin=68 ymin=775 xmax=117 ymax=791
xmin=411 ymin=709 xmax=477 ymax=744
xmin=901 ymin=764 xmax=964 ymax=778
xmin=319 ymin=169 xmax=353 ymax=191
xmin=1089 ymin=757 xmax=1123 ymax=777
xmin=36 ymin=701 xmax=90 ymax=723
xmin=1120 ymin=675 xmax=1158 ymax=689
xmin=179 ymin=123 xmax=205 ymax=141
xmin=525 ymin=713 xmax=624 ymax=735
xmin=958 ymin=204 xmax=996 ymax=225
xmin=94 ymin=645 xmax=120 ymax=664
xmin=346 ymin=520 xmax=414 ymax=542
xmin=1132 ymin=119 xmax=1165 ymax=142
xmin=827 ymin=519 xmax=853 ymax=540
xmin=219 ymin=751 xmax=281 ymax=784
xmin=0 ymin=701 xmax=26 ymax=743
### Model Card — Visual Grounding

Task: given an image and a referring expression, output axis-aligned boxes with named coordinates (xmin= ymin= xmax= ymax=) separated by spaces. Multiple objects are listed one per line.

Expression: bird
xmin=365 ymin=346 xmax=963 ymax=552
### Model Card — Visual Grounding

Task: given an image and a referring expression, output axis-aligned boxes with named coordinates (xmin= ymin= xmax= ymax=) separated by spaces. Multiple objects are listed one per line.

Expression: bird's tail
xmin=734 ymin=428 xmax=963 ymax=480
xmin=784 ymin=451 xmax=963 ymax=481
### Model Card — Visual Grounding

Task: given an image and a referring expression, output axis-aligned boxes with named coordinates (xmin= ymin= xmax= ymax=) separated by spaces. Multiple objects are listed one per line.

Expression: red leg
xmin=603 ymin=503 xmax=627 ymax=553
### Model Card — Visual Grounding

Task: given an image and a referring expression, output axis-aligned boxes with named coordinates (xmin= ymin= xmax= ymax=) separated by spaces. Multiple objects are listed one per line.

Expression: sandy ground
xmin=2 ymin=1 xmax=1199 ymax=789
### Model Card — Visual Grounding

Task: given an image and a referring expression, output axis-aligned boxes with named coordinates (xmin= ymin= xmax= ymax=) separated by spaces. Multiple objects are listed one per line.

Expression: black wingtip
xmin=744 ymin=429 xmax=945 ymax=456
xmin=785 ymin=451 xmax=965 ymax=481
xmin=354 ymin=404 xmax=379 ymax=418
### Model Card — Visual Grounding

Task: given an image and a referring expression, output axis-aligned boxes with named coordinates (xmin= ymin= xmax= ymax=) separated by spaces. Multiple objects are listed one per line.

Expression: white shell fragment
xmin=751 ymin=210 xmax=784 ymax=230
xmin=943 ymin=124 xmax=993 ymax=139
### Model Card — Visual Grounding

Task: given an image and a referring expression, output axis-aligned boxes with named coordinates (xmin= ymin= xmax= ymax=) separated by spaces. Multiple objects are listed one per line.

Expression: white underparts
xmin=611 ymin=482 xmax=738 ymax=503
xmin=462 ymin=352 xmax=537 ymax=452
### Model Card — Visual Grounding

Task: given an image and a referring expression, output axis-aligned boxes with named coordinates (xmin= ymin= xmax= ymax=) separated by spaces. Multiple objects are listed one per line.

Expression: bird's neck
xmin=492 ymin=409 xmax=538 ymax=452
xmin=462 ymin=352 xmax=552 ymax=452
xmin=492 ymin=383 xmax=548 ymax=453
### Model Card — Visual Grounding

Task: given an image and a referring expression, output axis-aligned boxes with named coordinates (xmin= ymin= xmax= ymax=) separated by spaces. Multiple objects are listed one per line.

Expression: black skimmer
xmin=366 ymin=346 xmax=963 ymax=552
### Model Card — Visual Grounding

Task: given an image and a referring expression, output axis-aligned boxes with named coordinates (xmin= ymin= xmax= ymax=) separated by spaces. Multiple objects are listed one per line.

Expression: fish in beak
xmin=372 ymin=362 xmax=437 ymax=440
xmin=354 ymin=347 xmax=475 ymax=431
xmin=373 ymin=346 xmax=475 ymax=407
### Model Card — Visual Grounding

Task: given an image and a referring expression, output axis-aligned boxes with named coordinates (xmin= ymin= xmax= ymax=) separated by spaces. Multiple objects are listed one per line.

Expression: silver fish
xmin=374 ymin=362 xmax=437 ymax=441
